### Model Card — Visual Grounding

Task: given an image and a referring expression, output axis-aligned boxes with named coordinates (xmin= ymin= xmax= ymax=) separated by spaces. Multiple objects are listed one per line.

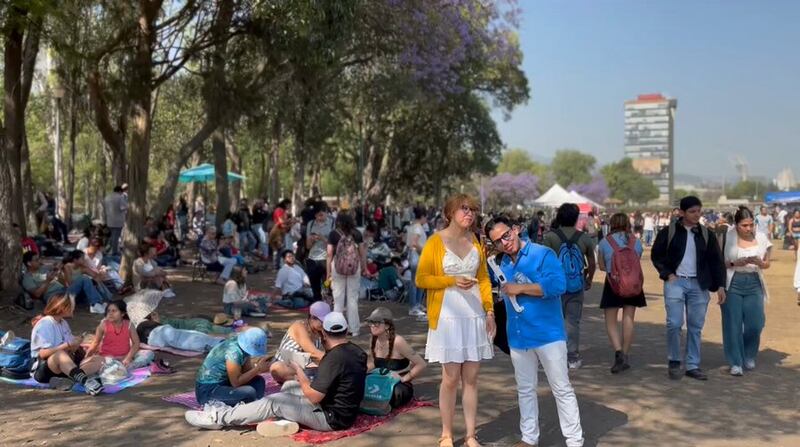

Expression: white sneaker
xmin=185 ymin=408 xmax=223 ymax=430
xmin=90 ymin=303 xmax=107 ymax=314
xmin=730 ymin=365 xmax=744 ymax=376
xmin=568 ymin=359 xmax=583 ymax=370
xmin=248 ymin=312 xmax=267 ymax=317
xmin=256 ymin=419 xmax=300 ymax=437
xmin=163 ymin=289 xmax=176 ymax=298
xmin=744 ymin=359 xmax=756 ymax=370
xmin=409 ymin=307 xmax=425 ymax=316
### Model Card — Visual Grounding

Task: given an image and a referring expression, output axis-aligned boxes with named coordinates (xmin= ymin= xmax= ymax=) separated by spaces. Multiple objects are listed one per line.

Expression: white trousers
xmin=510 ymin=341 xmax=584 ymax=447
xmin=331 ymin=264 xmax=361 ymax=335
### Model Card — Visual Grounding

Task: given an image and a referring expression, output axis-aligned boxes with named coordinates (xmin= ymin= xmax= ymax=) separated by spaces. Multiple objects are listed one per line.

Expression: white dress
xmin=425 ymin=246 xmax=494 ymax=363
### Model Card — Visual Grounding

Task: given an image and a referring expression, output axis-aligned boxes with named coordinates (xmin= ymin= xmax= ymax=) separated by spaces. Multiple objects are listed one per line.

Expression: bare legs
xmin=604 ymin=306 xmax=637 ymax=353
xmin=439 ymin=361 xmax=482 ymax=446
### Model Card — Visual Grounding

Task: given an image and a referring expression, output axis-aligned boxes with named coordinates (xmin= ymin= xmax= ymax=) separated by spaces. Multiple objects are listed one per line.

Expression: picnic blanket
xmin=139 ymin=343 xmax=207 ymax=357
xmin=0 ymin=367 xmax=151 ymax=394
xmin=163 ymin=374 xmax=434 ymax=444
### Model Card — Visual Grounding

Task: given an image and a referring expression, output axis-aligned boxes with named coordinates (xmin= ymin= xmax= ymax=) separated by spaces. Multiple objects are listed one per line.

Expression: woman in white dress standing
xmin=416 ymin=194 xmax=496 ymax=447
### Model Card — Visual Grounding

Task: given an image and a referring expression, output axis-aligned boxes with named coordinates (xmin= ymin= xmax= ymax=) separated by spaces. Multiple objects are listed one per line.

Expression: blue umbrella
xmin=178 ymin=163 xmax=245 ymax=183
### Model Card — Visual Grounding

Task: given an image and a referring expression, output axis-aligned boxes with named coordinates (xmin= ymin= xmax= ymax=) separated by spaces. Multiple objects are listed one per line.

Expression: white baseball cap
xmin=322 ymin=312 xmax=348 ymax=334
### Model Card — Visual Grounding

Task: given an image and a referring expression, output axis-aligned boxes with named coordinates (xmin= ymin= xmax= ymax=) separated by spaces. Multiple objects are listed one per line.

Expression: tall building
xmin=624 ymin=93 xmax=677 ymax=204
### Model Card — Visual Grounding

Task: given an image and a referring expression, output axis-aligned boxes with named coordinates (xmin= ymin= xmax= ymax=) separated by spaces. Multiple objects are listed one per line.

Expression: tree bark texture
xmin=3 ymin=8 xmax=27 ymax=231
xmin=269 ymin=117 xmax=281 ymax=205
xmin=226 ymin=134 xmax=241 ymax=205
xmin=212 ymin=128 xmax=230 ymax=227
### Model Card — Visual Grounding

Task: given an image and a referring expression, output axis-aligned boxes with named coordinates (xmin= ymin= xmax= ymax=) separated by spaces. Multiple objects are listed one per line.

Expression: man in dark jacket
xmin=651 ymin=196 xmax=726 ymax=381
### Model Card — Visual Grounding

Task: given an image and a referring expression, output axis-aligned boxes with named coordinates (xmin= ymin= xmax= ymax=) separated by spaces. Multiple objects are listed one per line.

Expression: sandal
xmin=438 ymin=436 xmax=454 ymax=447
xmin=464 ymin=435 xmax=482 ymax=447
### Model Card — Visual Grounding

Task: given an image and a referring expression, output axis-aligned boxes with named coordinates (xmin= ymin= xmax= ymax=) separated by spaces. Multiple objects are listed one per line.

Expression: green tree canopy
xmin=601 ymin=158 xmax=659 ymax=205
xmin=551 ymin=149 xmax=595 ymax=187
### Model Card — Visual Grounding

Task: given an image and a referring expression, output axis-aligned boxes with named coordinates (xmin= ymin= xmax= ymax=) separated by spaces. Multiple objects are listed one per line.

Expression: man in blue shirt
xmin=485 ymin=216 xmax=584 ymax=447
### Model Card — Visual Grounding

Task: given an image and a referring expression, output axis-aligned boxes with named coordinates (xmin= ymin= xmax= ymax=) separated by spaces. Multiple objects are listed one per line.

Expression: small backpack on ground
xmin=0 ymin=330 xmax=33 ymax=380
xmin=360 ymin=368 xmax=400 ymax=416
xmin=606 ymin=234 xmax=644 ymax=298
xmin=554 ymin=229 xmax=586 ymax=293
xmin=334 ymin=230 xmax=360 ymax=276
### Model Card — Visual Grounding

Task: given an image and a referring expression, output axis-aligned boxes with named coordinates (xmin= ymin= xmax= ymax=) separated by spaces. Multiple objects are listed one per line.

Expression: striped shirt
xmin=274 ymin=322 xmax=322 ymax=362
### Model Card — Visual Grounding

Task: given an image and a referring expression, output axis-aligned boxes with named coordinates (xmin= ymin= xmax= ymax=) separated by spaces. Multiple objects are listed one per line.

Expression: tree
xmin=485 ymin=172 xmax=539 ymax=208
xmin=551 ymin=149 xmax=595 ymax=187
xmin=601 ymin=158 xmax=659 ymax=205
xmin=497 ymin=148 xmax=548 ymax=179
xmin=726 ymin=180 xmax=778 ymax=201
xmin=569 ymin=175 xmax=610 ymax=204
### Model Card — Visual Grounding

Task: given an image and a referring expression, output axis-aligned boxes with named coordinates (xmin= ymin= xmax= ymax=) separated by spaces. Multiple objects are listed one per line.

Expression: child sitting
xmin=86 ymin=300 xmax=154 ymax=369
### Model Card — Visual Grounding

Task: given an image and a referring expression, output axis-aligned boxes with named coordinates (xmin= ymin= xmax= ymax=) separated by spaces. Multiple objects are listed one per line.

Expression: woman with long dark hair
xmin=326 ymin=211 xmax=367 ymax=335
xmin=597 ymin=213 xmax=646 ymax=374
xmin=365 ymin=307 xmax=426 ymax=409
xmin=721 ymin=206 xmax=771 ymax=376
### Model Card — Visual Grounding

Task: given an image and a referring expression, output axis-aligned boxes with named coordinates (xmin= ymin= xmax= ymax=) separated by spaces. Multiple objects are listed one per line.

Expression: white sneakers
xmin=248 ymin=312 xmax=267 ymax=317
xmin=744 ymin=359 xmax=756 ymax=370
xmin=184 ymin=402 xmax=226 ymax=430
xmin=730 ymin=366 xmax=744 ymax=376
xmin=163 ymin=289 xmax=176 ymax=298
xmin=408 ymin=306 xmax=426 ymax=317
xmin=256 ymin=419 xmax=300 ymax=437
xmin=568 ymin=359 xmax=583 ymax=370
xmin=90 ymin=303 xmax=108 ymax=314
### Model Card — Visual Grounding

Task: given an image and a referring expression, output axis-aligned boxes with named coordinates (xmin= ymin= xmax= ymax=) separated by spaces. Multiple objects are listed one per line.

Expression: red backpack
xmin=606 ymin=234 xmax=643 ymax=298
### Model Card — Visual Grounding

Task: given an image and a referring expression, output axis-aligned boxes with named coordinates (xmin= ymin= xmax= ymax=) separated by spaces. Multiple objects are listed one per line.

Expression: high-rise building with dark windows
xmin=624 ymin=93 xmax=677 ymax=204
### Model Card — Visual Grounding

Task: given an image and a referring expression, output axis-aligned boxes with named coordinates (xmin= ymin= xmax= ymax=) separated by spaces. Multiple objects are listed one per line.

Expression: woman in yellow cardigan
xmin=416 ymin=193 xmax=496 ymax=447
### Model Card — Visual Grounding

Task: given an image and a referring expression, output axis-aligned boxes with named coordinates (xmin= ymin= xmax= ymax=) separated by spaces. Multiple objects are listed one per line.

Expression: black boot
xmin=610 ymin=350 xmax=625 ymax=374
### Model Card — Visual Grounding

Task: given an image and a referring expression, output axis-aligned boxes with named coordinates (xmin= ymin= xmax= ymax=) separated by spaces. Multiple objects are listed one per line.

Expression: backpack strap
xmin=606 ymin=234 xmax=621 ymax=251
xmin=554 ymin=228 xmax=568 ymax=244
xmin=568 ymin=230 xmax=583 ymax=245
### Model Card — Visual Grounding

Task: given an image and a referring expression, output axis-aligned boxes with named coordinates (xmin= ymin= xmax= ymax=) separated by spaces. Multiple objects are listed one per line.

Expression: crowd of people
xmin=8 ymin=184 xmax=800 ymax=447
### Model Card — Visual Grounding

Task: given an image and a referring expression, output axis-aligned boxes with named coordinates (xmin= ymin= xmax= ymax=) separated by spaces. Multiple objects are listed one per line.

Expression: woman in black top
xmin=365 ymin=307 xmax=426 ymax=408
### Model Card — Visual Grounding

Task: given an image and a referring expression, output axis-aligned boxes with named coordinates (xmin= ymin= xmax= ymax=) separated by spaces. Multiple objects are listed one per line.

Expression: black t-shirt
xmin=252 ymin=208 xmax=268 ymax=224
xmin=136 ymin=320 xmax=162 ymax=344
xmin=311 ymin=342 xmax=367 ymax=430
xmin=328 ymin=229 xmax=363 ymax=250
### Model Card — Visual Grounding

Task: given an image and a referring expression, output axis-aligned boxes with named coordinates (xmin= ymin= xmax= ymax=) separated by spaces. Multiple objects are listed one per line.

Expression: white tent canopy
xmin=533 ymin=184 xmax=604 ymax=209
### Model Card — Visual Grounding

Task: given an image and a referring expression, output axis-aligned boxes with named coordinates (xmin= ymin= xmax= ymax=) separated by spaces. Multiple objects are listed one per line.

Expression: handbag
xmin=359 ymin=368 xmax=400 ymax=416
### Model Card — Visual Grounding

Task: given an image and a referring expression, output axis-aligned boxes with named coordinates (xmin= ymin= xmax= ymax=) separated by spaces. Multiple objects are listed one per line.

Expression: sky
xmin=494 ymin=0 xmax=800 ymax=182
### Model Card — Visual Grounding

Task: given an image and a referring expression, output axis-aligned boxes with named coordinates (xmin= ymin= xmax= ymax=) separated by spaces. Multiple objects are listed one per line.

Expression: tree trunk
xmin=212 ymin=128 xmax=230 ymax=227
xmin=226 ymin=133 xmax=241 ymax=204
xmin=4 ymin=14 xmax=27 ymax=231
xmin=21 ymin=131 xmax=37 ymax=234
xmin=119 ymin=0 xmax=162 ymax=283
xmin=66 ymin=92 xmax=78 ymax=229
xmin=309 ymin=163 xmax=321 ymax=198
xmin=20 ymin=15 xmax=42 ymax=236
xmin=187 ymin=151 xmax=200 ymax=219
xmin=269 ymin=117 xmax=281 ymax=204
xmin=0 ymin=128 xmax=21 ymax=292
xmin=257 ymin=150 xmax=268 ymax=199
xmin=291 ymin=122 xmax=307 ymax=214
xmin=149 ymin=120 xmax=215 ymax=218
xmin=96 ymin=146 xmax=108 ymax=218
xmin=53 ymin=95 xmax=66 ymax=221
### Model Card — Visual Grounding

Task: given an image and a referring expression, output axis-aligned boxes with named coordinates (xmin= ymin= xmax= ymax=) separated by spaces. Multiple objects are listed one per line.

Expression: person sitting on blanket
xmin=194 ymin=327 xmax=270 ymax=406
xmin=21 ymin=252 xmax=109 ymax=314
xmin=136 ymin=312 xmax=224 ymax=353
xmin=82 ymin=238 xmax=126 ymax=294
xmin=365 ymin=307 xmax=426 ymax=409
xmin=30 ymin=294 xmax=105 ymax=395
xmin=200 ymin=226 xmax=238 ymax=285
xmin=223 ymin=266 xmax=268 ymax=318
xmin=269 ymin=301 xmax=330 ymax=383
xmin=185 ymin=311 xmax=368 ymax=436
xmin=274 ymin=250 xmax=313 ymax=309
xmin=132 ymin=242 xmax=176 ymax=298
xmin=85 ymin=300 xmax=153 ymax=369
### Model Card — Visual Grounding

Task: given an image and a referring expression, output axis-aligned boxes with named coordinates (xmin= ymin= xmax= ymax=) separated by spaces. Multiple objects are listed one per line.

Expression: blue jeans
xmin=643 ymin=229 xmax=654 ymax=246
xmin=240 ymin=230 xmax=256 ymax=253
xmin=408 ymin=263 xmax=424 ymax=310
xmin=664 ymin=277 xmax=710 ymax=370
xmin=196 ymin=375 xmax=266 ymax=406
xmin=721 ymin=272 xmax=765 ymax=367
xmin=65 ymin=276 xmax=105 ymax=306
xmin=561 ymin=291 xmax=584 ymax=362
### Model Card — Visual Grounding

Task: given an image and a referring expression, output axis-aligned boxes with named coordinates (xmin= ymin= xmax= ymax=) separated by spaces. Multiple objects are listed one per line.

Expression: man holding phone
xmin=485 ymin=216 xmax=584 ymax=447
xmin=652 ymin=196 xmax=726 ymax=381
xmin=22 ymin=252 xmax=108 ymax=312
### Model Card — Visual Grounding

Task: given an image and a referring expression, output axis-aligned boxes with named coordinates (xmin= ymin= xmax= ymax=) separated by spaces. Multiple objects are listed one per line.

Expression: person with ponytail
xmin=721 ymin=206 xmax=772 ymax=376
xmin=30 ymin=294 xmax=105 ymax=395
xmin=365 ymin=307 xmax=426 ymax=409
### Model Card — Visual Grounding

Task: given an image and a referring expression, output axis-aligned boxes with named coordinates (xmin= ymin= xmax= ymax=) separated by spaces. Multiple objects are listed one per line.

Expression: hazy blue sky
xmin=495 ymin=0 xmax=800 ymax=181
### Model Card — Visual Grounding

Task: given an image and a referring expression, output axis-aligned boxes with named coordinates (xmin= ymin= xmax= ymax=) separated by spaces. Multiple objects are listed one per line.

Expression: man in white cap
xmin=185 ymin=311 xmax=368 ymax=437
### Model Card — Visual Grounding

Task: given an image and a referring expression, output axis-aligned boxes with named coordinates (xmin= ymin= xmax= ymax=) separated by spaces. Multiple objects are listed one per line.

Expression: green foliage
xmin=601 ymin=158 xmax=659 ymax=205
xmin=551 ymin=149 xmax=596 ymax=187
xmin=726 ymin=180 xmax=779 ymax=201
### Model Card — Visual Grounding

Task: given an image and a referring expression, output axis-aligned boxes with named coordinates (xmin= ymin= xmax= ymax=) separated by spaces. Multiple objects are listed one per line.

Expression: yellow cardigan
xmin=415 ymin=232 xmax=494 ymax=330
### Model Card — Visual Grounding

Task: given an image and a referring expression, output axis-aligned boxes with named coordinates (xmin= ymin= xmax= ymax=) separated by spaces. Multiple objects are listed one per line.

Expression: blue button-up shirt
xmin=499 ymin=242 xmax=567 ymax=350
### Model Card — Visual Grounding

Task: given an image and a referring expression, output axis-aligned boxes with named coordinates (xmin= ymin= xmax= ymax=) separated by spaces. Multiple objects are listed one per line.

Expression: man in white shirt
xmin=754 ymin=207 xmax=774 ymax=239
xmin=776 ymin=207 xmax=788 ymax=239
xmin=275 ymin=250 xmax=313 ymax=301
xmin=643 ymin=213 xmax=656 ymax=247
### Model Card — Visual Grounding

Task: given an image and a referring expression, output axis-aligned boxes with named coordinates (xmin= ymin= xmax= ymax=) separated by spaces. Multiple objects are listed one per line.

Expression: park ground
xmin=1 ymin=248 xmax=799 ymax=447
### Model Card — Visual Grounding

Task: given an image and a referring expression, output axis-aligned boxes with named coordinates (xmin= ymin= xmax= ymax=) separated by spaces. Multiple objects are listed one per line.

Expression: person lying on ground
xmin=22 ymin=252 xmax=109 ymax=314
xmin=365 ymin=307 xmax=426 ymax=409
xmin=30 ymin=294 xmax=105 ymax=395
xmin=223 ymin=266 xmax=268 ymax=317
xmin=85 ymin=300 xmax=153 ymax=369
xmin=269 ymin=301 xmax=330 ymax=383
xmin=135 ymin=312 xmax=223 ymax=352
xmin=194 ymin=328 xmax=270 ymax=407
xmin=185 ymin=312 xmax=368 ymax=437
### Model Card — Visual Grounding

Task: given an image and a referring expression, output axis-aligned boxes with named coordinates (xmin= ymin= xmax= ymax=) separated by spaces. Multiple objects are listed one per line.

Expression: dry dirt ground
xmin=1 ymin=248 xmax=798 ymax=447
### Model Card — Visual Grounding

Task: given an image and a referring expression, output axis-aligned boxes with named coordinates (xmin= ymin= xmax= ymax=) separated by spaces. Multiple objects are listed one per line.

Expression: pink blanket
xmin=163 ymin=374 xmax=434 ymax=444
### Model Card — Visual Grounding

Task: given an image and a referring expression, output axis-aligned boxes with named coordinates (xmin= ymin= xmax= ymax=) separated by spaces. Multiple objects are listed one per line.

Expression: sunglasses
xmin=491 ymin=229 xmax=513 ymax=245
